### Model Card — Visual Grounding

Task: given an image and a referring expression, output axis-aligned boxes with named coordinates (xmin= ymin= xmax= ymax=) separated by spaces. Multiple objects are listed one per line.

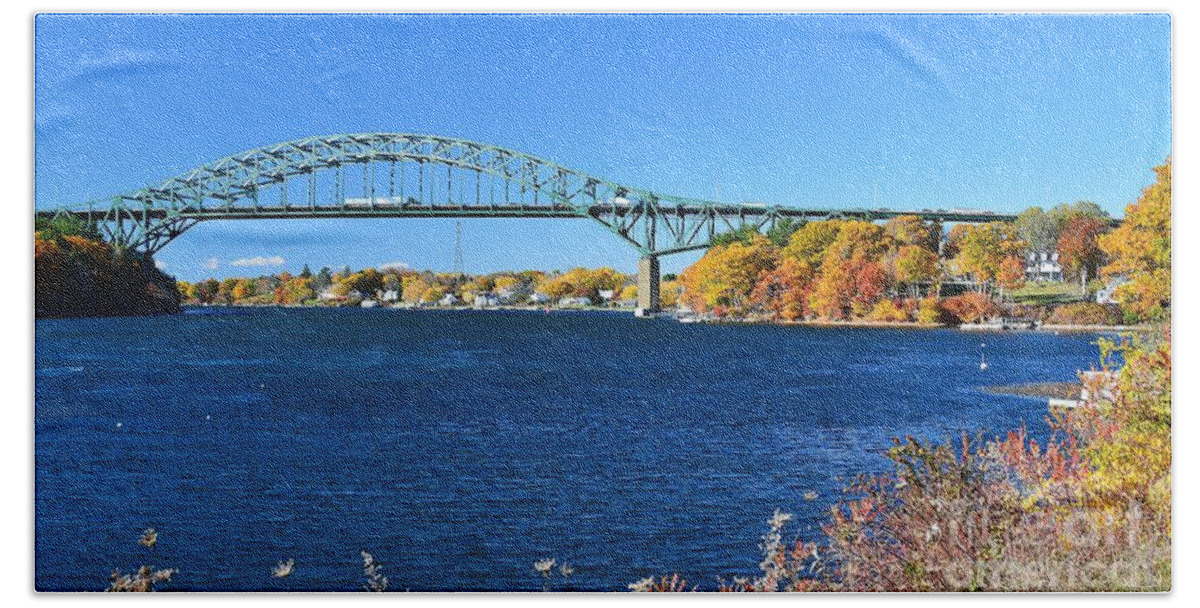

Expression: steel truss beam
xmin=36 ymin=132 xmax=1020 ymax=256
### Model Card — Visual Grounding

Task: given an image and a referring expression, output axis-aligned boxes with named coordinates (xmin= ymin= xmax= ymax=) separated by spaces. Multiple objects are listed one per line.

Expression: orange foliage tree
xmin=808 ymin=257 xmax=855 ymax=320
xmin=1057 ymin=216 xmax=1108 ymax=293
xmin=749 ymin=257 xmax=815 ymax=321
xmin=851 ymin=259 xmax=889 ymax=316
xmin=995 ymin=255 xmax=1027 ymax=298
xmin=940 ymin=291 xmax=1000 ymax=324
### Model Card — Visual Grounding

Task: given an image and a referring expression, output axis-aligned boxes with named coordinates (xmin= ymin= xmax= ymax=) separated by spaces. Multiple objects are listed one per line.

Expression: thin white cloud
xmin=155 ymin=259 xmax=168 ymax=270
xmin=378 ymin=261 xmax=411 ymax=271
xmin=231 ymin=255 xmax=286 ymax=268
xmin=203 ymin=257 xmax=219 ymax=270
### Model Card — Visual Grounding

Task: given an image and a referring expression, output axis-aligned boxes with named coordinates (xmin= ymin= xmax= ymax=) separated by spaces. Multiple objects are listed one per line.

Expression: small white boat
xmin=979 ymin=343 xmax=989 ymax=370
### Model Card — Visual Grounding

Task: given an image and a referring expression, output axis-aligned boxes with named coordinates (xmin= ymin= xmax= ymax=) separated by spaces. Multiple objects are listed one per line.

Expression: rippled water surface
xmin=35 ymin=307 xmax=1105 ymax=591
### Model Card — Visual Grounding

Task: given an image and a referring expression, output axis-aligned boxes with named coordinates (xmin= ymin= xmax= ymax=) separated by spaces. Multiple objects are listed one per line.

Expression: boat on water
xmin=961 ymin=316 xmax=1040 ymax=331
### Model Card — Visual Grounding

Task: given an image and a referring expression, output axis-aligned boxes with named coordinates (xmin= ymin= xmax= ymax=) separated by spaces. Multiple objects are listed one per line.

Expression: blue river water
xmin=35 ymin=307 xmax=1106 ymax=591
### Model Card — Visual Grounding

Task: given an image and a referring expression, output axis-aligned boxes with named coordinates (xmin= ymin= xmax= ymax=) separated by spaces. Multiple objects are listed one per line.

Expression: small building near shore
xmin=473 ymin=293 xmax=501 ymax=308
xmin=558 ymin=296 xmax=591 ymax=308
xmin=1095 ymin=276 xmax=1131 ymax=305
xmin=1025 ymin=251 xmax=1063 ymax=282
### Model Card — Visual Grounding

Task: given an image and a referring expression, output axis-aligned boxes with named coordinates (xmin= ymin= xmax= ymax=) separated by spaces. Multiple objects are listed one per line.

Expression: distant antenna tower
xmin=453 ymin=220 xmax=464 ymax=275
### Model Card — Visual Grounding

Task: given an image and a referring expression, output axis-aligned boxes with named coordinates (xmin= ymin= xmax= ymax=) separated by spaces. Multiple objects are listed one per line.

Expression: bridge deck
xmin=36 ymin=204 xmax=1019 ymax=224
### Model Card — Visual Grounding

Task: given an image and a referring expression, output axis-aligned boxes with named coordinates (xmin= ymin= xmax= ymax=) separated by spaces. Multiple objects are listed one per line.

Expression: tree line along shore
xmin=171 ymin=158 xmax=1170 ymax=330
xmin=36 ymin=158 xmax=1167 ymax=327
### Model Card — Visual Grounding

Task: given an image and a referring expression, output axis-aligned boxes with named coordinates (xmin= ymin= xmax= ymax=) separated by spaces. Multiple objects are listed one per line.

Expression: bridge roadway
xmin=37 ymin=203 xmax=1017 ymax=224
xmin=34 ymin=132 xmax=1021 ymax=314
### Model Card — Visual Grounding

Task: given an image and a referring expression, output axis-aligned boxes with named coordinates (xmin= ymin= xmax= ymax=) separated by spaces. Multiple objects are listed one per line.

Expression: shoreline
xmin=181 ymin=303 xmax=1150 ymax=333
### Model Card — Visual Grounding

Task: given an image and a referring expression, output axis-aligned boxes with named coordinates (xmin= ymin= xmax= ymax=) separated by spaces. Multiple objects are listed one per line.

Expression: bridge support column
xmin=635 ymin=255 xmax=660 ymax=317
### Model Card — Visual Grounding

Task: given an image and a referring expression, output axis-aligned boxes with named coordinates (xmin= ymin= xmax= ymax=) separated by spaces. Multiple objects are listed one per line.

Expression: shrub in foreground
xmin=868 ymin=299 xmax=909 ymax=323
xmin=1047 ymin=302 xmax=1122 ymax=326
xmin=634 ymin=331 xmax=1171 ymax=592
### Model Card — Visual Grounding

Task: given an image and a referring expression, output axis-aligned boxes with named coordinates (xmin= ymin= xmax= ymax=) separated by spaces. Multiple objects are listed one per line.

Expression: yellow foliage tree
xmin=679 ymin=236 xmax=779 ymax=314
xmin=1099 ymin=158 xmax=1170 ymax=321
xmin=781 ymin=220 xmax=843 ymax=266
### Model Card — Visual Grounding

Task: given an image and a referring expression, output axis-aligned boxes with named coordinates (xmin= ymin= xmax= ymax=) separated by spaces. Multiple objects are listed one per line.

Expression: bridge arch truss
xmin=40 ymin=133 xmax=844 ymax=257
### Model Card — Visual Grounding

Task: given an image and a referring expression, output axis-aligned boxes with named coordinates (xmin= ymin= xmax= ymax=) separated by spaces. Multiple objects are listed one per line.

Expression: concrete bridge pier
xmin=635 ymin=255 xmax=660 ymax=317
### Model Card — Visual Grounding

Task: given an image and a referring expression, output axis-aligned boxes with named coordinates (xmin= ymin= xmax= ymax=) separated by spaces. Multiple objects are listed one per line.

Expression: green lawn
xmin=1010 ymin=281 xmax=1087 ymax=306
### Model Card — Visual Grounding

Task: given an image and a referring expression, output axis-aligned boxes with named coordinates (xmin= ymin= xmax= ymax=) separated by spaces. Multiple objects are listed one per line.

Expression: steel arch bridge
xmin=35 ymin=132 xmax=1018 ymax=312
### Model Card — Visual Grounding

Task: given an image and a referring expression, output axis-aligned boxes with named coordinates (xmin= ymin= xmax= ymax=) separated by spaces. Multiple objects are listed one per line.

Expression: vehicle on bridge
xmin=35 ymin=132 xmax=1023 ymax=314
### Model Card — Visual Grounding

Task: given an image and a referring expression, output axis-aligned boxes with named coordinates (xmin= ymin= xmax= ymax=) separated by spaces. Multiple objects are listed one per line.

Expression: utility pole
xmin=453 ymin=220 xmax=464 ymax=276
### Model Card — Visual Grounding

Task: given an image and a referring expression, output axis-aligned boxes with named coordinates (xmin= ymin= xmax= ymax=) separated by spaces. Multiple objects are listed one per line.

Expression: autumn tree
xmin=217 ymin=278 xmax=238 ymax=305
xmin=809 ymin=256 xmax=855 ymax=320
xmin=660 ymin=280 xmax=682 ymax=309
xmin=421 ymin=284 xmax=448 ymax=304
xmin=540 ymin=267 xmax=628 ymax=304
xmin=679 ymin=236 xmax=779 ymax=314
xmin=893 ymin=245 xmax=938 ymax=299
xmin=493 ymin=275 xmax=521 ymax=293
xmin=336 ymin=268 xmax=384 ymax=297
xmin=540 ymin=273 xmax=575 ymax=301
xmin=951 ymin=223 xmax=1024 ymax=292
xmin=231 ymin=278 xmax=254 ymax=302
xmin=275 ymin=275 xmax=315 ymax=304
xmin=941 ymin=291 xmax=1001 ymax=324
xmin=852 ymin=259 xmax=889 ymax=317
xmin=194 ymin=278 xmax=220 ymax=304
xmin=824 ymin=221 xmax=892 ymax=262
xmin=401 ymin=276 xmax=430 ymax=304
xmin=996 ymin=256 xmax=1027 ymax=300
xmin=1099 ymin=158 xmax=1171 ymax=321
xmin=941 ymin=224 xmax=973 ymax=261
xmin=749 ymin=257 xmax=815 ymax=321
xmin=1056 ymin=216 xmax=1108 ymax=295
xmin=884 ymin=215 xmax=937 ymax=251
xmin=781 ymin=220 xmax=843 ymax=266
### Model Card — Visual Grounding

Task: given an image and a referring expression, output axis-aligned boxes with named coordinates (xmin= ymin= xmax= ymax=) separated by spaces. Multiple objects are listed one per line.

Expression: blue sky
xmin=34 ymin=13 xmax=1171 ymax=281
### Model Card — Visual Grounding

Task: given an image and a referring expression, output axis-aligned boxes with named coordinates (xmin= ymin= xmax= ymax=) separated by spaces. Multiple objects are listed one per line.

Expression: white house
xmin=381 ymin=289 xmax=400 ymax=302
xmin=1025 ymin=251 xmax=1063 ymax=282
xmin=529 ymin=293 xmax=550 ymax=304
xmin=1095 ymin=276 xmax=1130 ymax=305
xmin=437 ymin=293 xmax=459 ymax=307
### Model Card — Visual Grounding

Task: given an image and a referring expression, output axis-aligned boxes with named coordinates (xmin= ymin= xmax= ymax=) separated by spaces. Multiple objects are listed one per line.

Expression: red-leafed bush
xmin=941 ymin=292 xmax=1000 ymax=324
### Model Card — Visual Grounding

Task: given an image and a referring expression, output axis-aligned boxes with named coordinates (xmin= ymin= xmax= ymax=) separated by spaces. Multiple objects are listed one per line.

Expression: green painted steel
xmin=35 ymin=133 xmax=1019 ymax=256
